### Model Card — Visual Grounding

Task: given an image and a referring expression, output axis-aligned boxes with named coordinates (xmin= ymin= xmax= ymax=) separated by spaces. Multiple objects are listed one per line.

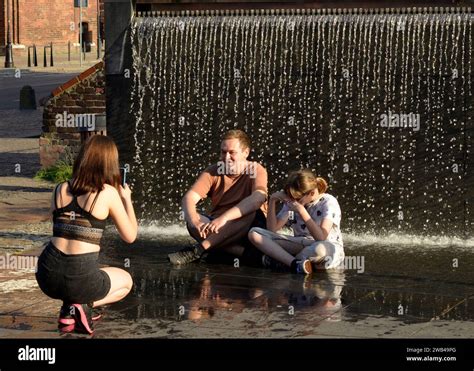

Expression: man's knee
xmin=235 ymin=212 xmax=256 ymax=232
xmin=186 ymin=222 xmax=203 ymax=242
xmin=186 ymin=221 xmax=196 ymax=234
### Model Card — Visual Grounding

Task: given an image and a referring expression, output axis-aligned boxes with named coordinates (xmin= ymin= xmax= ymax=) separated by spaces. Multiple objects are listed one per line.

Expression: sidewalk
xmin=0 ymin=54 xmax=102 ymax=75
xmin=0 ymin=123 xmax=53 ymax=252
xmin=0 ymin=55 xmax=97 ymax=252
xmin=0 ymin=78 xmax=55 ymax=251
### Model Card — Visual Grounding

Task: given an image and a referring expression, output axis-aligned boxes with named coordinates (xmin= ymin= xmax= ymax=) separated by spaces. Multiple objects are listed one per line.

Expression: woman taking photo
xmin=36 ymin=135 xmax=138 ymax=334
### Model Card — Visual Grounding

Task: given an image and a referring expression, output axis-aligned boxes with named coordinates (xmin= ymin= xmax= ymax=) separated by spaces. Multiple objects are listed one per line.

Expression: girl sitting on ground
xmin=248 ymin=169 xmax=344 ymax=275
xmin=35 ymin=135 xmax=138 ymax=334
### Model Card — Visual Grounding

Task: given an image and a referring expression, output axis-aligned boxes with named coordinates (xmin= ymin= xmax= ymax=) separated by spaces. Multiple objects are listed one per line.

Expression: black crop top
xmin=52 ymin=181 xmax=106 ymax=245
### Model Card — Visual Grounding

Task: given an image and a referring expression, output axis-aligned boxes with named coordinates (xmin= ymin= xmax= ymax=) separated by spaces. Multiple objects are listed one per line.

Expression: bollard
xmin=33 ymin=44 xmax=37 ymax=66
xmin=19 ymin=85 xmax=37 ymax=110
xmin=43 ymin=45 xmax=47 ymax=67
xmin=27 ymin=45 xmax=38 ymax=67
xmin=50 ymin=42 xmax=54 ymax=67
xmin=43 ymin=43 xmax=54 ymax=67
xmin=27 ymin=46 xmax=32 ymax=67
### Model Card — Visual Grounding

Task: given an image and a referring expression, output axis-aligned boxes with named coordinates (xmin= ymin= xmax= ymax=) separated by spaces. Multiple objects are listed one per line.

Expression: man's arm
xmin=218 ymin=189 xmax=266 ymax=222
xmin=182 ymin=190 xmax=202 ymax=225
xmin=182 ymin=169 xmax=213 ymax=238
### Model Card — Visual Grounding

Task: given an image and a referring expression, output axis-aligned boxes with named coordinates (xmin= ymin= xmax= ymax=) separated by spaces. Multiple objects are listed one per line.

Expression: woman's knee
xmin=103 ymin=267 xmax=133 ymax=291
xmin=297 ymin=242 xmax=328 ymax=260
xmin=314 ymin=242 xmax=330 ymax=257
xmin=122 ymin=270 xmax=133 ymax=291
xmin=115 ymin=271 xmax=132 ymax=299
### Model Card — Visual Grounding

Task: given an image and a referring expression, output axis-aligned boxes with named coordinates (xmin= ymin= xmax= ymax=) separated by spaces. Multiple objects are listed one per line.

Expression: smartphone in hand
xmin=120 ymin=167 xmax=128 ymax=187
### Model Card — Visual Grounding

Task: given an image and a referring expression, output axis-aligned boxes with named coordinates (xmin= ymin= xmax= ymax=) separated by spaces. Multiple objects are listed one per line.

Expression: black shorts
xmin=236 ymin=208 xmax=267 ymax=249
xmin=35 ymin=241 xmax=111 ymax=304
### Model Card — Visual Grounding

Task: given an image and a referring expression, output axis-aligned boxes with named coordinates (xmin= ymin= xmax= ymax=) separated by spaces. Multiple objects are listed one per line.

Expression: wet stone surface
xmin=1 ymin=229 xmax=472 ymax=338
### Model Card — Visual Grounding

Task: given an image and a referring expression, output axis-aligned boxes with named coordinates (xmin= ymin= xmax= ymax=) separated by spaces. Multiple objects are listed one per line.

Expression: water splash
xmin=137 ymin=223 xmax=474 ymax=250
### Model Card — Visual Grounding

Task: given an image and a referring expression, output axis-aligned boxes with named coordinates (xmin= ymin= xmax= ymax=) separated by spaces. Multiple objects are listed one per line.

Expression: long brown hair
xmin=284 ymin=169 xmax=328 ymax=200
xmin=70 ymin=135 xmax=121 ymax=195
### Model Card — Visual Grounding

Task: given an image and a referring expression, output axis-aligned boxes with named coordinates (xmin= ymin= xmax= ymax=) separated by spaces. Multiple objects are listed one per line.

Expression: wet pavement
xmin=1 ymin=228 xmax=473 ymax=338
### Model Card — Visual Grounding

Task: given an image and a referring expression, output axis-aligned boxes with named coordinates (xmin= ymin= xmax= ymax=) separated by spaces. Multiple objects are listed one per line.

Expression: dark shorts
xmin=235 ymin=208 xmax=267 ymax=250
xmin=187 ymin=209 xmax=267 ymax=266
xmin=35 ymin=241 xmax=111 ymax=304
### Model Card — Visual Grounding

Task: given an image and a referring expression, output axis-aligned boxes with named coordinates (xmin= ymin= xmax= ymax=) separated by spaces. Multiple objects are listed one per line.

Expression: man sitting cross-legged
xmin=168 ymin=129 xmax=268 ymax=265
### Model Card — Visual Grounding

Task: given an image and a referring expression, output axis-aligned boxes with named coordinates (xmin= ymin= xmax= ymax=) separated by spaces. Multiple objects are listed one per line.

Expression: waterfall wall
xmin=110 ymin=7 xmax=473 ymax=237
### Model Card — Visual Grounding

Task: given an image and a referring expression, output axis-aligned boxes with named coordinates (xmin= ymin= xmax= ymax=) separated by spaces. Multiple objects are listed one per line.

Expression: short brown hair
xmin=70 ymin=135 xmax=121 ymax=195
xmin=284 ymin=169 xmax=328 ymax=200
xmin=223 ymin=129 xmax=251 ymax=150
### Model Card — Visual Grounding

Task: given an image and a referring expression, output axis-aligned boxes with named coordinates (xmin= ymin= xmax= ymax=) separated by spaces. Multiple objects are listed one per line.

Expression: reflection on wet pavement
xmin=1 ymin=229 xmax=473 ymax=338
xmin=81 ymin=231 xmax=474 ymax=337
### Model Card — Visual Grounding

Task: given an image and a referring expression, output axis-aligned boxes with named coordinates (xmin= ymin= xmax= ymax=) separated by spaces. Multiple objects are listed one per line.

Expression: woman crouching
xmin=35 ymin=135 xmax=138 ymax=334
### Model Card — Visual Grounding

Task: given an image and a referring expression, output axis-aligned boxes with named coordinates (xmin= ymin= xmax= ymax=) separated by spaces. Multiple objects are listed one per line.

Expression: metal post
xmin=33 ymin=44 xmax=37 ymax=66
xmin=50 ymin=42 xmax=54 ymax=66
xmin=27 ymin=45 xmax=37 ymax=67
xmin=43 ymin=45 xmax=47 ymax=67
xmin=79 ymin=0 xmax=83 ymax=67
xmin=4 ymin=0 xmax=14 ymax=68
xmin=68 ymin=41 xmax=71 ymax=62
xmin=96 ymin=0 xmax=101 ymax=59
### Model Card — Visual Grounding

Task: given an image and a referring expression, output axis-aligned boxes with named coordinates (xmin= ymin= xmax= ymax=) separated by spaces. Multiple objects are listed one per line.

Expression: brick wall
xmin=1 ymin=0 xmax=102 ymax=53
xmin=18 ymin=0 xmax=97 ymax=47
xmin=40 ymin=61 xmax=105 ymax=168
xmin=0 ymin=1 xmax=5 ymax=48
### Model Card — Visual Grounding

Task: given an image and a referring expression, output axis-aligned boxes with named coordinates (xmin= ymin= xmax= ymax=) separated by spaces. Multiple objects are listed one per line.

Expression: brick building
xmin=0 ymin=0 xmax=103 ymax=58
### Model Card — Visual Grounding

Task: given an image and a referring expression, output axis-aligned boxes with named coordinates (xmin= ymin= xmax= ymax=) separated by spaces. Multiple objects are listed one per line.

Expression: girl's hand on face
xmin=298 ymin=193 xmax=312 ymax=206
xmin=298 ymin=189 xmax=319 ymax=207
xmin=285 ymin=200 xmax=305 ymax=214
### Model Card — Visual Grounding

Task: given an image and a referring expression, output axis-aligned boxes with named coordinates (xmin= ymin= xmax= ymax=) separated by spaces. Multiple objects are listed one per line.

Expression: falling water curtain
xmin=129 ymin=7 xmax=472 ymax=237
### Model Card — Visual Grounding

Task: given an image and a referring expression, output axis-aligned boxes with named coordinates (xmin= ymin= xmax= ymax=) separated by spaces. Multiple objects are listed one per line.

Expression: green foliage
xmin=35 ymin=161 xmax=73 ymax=183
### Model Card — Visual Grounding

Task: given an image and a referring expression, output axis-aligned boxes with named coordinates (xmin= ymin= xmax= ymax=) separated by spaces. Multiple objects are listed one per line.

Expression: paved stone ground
xmin=0 ymin=110 xmax=43 ymax=138
xmin=1 ymin=240 xmax=474 ymax=339
xmin=0 ymin=54 xmax=101 ymax=75
xmin=0 ymin=106 xmax=53 ymax=251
